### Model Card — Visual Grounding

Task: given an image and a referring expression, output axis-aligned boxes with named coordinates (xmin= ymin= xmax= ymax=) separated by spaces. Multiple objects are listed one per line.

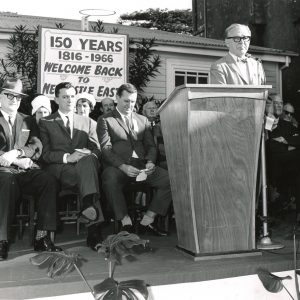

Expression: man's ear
xmin=225 ymin=38 xmax=230 ymax=49
xmin=54 ymin=97 xmax=59 ymax=105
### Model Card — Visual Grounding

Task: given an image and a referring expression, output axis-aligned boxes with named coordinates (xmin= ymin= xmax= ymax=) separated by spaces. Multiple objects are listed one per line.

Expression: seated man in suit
xmin=39 ymin=82 xmax=103 ymax=250
xmin=210 ymin=23 xmax=266 ymax=85
xmin=0 ymin=78 xmax=61 ymax=260
xmin=97 ymin=83 xmax=172 ymax=236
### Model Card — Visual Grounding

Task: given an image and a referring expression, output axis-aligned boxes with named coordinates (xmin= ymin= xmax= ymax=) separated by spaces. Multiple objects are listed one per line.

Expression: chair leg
xmin=18 ymin=202 xmax=24 ymax=240
xmin=29 ymin=197 xmax=35 ymax=245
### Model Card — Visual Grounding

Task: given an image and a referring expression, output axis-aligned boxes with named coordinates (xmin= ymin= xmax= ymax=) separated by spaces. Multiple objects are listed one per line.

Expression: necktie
xmin=65 ymin=116 xmax=71 ymax=136
xmin=125 ymin=116 xmax=133 ymax=132
xmin=8 ymin=116 xmax=14 ymax=150
xmin=8 ymin=116 xmax=13 ymax=133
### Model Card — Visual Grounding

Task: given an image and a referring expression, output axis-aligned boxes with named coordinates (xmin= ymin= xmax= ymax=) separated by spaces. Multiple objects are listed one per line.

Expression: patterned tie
xmin=65 ymin=116 xmax=71 ymax=136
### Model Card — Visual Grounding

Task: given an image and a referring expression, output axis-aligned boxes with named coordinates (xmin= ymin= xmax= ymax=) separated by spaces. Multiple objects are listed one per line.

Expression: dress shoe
xmin=87 ymin=223 xmax=103 ymax=251
xmin=0 ymin=240 xmax=8 ymax=260
xmin=120 ymin=224 xmax=134 ymax=233
xmin=139 ymin=223 xmax=168 ymax=237
xmin=34 ymin=236 xmax=62 ymax=252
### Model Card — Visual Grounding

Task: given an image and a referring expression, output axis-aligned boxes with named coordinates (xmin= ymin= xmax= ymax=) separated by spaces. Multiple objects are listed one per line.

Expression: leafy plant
xmin=120 ymin=8 xmax=194 ymax=35
xmin=30 ymin=231 xmax=150 ymax=300
xmin=94 ymin=231 xmax=149 ymax=300
xmin=257 ymin=268 xmax=293 ymax=296
xmin=0 ymin=25 xmax=39 ymax=95
xmin=257 ymin=228 xmax=300 ymax=300
xmin=30 ymin=250 xmax=94 ymax=295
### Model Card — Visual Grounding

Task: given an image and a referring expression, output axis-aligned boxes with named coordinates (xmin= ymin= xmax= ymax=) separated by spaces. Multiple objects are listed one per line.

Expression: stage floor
xmin=0 ymin=213 xmax=298 ymax=299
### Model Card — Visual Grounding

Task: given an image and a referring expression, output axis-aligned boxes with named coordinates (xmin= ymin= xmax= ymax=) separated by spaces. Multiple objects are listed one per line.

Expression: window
xmin=166 ymin=59 xmax=211 ymax=96
xmin=175 ymin=71 xmax=209 ymax=87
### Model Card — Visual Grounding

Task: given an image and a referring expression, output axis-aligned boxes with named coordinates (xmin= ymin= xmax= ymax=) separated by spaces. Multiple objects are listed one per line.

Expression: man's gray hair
xmin=225 ymin=23 xmax=251 ymax=38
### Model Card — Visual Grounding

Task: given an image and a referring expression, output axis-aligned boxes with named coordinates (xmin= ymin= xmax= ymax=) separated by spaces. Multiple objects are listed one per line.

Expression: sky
xmin=1 ymin=0 xmax=192 ymax=23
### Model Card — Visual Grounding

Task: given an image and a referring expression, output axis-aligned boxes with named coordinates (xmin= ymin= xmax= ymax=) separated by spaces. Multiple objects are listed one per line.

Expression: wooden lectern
xmin=158 ymin=84 xmax=271 ymax=260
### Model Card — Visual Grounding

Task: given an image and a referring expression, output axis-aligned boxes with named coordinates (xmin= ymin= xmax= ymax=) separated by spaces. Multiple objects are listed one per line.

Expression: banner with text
xmin=38 ymin=27 xmax=128 ymax=101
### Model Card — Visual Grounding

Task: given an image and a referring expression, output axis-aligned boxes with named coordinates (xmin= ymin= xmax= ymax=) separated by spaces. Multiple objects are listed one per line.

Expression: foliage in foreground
xmin=30 ymin=231 xmax=150 ymax=300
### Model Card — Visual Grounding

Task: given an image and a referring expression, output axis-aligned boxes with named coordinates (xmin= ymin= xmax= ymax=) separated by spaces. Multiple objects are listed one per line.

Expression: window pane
xmin=187 ymin=76 xmax=197 ymax=84
xmin=175 ymin=75 xmax=185 ymax=86
xmin=198 ymin=77 xmax=208 ymax=84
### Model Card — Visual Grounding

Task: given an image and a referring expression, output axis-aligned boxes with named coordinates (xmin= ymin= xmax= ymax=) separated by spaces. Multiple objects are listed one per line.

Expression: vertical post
xmin=261 ymin=129 xmax=268 ymax=236
xmin=81 ymin=16 xmax=89 ymax=31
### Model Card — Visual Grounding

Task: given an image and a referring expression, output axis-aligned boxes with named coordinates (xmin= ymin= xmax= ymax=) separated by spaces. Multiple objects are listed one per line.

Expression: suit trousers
xmin=44 ymin=155 xmax=104 ymax=222
xmin=0 ymin=167 xmax=58 ymax=240
xmin=102 ymin=165 xmax=172 ymax=220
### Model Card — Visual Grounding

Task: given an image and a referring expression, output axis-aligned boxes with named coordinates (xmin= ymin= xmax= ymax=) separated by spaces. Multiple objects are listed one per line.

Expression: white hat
xmin=76 ymin=92 xmax=96 ymax=108
xmin=31 ymin=95 xmax=52 ymax=115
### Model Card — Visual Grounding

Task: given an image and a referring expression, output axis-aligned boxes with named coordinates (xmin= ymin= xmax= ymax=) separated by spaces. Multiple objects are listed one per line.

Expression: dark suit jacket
xmin=39 ymin=112 xmax=101 ymax=164
xmin=210 ymin=53 xmax=266 ymax=85
xmin=97 ymin=109 xmax=157 ymax=168
xmin=268 ymin=119 xmax=300 ymax=154
xmin=0 ymin=111 xmax=42 ymax=159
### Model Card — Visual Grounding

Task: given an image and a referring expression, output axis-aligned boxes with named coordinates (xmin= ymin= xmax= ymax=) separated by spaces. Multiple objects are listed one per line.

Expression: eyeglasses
xmin=3 ymin=92 xmax=22 ymax=101
xmin=226 ymin=36 xmax=251 ymax=43
xmin=284 ymin=110 xmax=294 ymax=116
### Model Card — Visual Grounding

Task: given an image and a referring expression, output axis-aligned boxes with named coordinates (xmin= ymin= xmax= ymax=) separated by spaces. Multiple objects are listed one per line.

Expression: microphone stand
xmin=257 ymin=127 xmax=284 ymax=250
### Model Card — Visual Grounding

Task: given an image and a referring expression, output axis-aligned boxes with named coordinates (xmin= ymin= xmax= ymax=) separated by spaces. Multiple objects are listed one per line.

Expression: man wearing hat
xmin=210 ymin=23 xmax=266 ymax=85
xmin=39 ymin=82 xmax=104 ymax=250
xmin=0 ymin=78 xmax=61 ymax=260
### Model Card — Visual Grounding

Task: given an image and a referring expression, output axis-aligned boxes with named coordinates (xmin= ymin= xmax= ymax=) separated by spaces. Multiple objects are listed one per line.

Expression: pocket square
xmin=22 ymin=129 xmax=30 ymax=132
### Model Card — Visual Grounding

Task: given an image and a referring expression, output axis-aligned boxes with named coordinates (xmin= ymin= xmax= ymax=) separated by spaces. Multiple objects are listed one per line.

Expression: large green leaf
xmin=30 ymin=251 xmax=82 ymax=278
xmin=257 ymin=268 xmax=292 ymax=293
xmin=94 ymin=278 xmax=148 ymax=300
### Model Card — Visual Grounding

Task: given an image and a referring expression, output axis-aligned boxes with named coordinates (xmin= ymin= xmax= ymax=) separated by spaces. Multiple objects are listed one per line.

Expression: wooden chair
xmin=58 ymin=189 xmax=81 ymax=235
xmin=17 ymin=194 xmax=35 ymax=245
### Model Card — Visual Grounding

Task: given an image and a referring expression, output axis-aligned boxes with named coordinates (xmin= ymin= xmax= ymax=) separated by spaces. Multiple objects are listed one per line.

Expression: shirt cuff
xmin=63 ymin=153 xmax=70 ymax=164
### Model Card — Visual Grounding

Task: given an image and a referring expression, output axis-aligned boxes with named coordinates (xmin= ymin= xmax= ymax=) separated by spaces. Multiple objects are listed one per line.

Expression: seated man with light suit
xmin=39 ymin=82 xmax=103 ymax=250
xmin=0 ymin=78 xmax=61 ymax=260
xmin=97 ymin=83 xmax=171 ymax=236
xmin=210 ymin=23 xmax=266 ymax=85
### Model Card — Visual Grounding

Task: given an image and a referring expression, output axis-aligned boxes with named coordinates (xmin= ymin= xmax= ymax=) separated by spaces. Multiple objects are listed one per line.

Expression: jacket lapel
xmin=53 ymin=111 xmax=72 ymax=139
xmin=0 ymin=111 xmax=11 ymax=149
xmin=113 ymin=109 xmax=130 ymax=134
xmin=225 ymin=54 xmax=249 ymax=84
